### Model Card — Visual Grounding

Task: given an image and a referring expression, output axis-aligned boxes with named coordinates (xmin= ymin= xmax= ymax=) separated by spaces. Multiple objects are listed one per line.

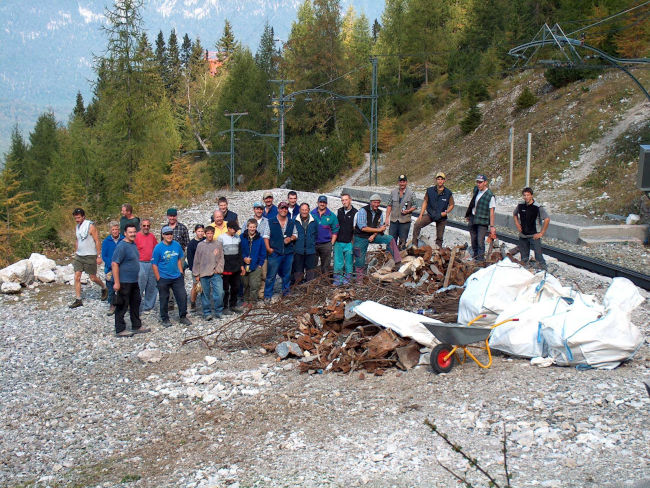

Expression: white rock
xmin=0 ymin=259 xmax=34 ymax=284
xmin=625 ymin=214 xmax=640 ymax=225
xmin=35 ymin=269 xmax=56 ymax=283
xmin=204 ymin=355 xmax=218 ymax=366
xmin=137 ymin=349 xmax=163 ymax=363
xmin=1 ymin=282 xmax=22 ymax=294
xmin=29 ymin=253 xmax=56 ymax=272
xmin=55 ymin=264 xmax=75 ymax=284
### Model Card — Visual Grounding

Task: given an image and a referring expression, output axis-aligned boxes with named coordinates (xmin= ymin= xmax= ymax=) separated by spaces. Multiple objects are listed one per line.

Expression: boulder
xmin=35 ymin=269 xmax=57 ymax=283
xmin=55 ymin=265 xmax=75 ymax=284
xmin=137 ymin=349 xmax=163 ymax=363
xmin=0 ymin=259 xmax=34 ymax=285
xmin=29 ymin=253 xmax=56 ymax=272
xmin=1 ymin=282 xmax=22 ymax=294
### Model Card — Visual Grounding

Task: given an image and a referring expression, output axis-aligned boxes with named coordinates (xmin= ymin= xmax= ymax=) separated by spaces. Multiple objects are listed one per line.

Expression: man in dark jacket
xmin=218 ymin=221 xmax=245 ymax=314
xmin=241 ymin=219 xmax=266 ymax=307
xmin=464 ymin=174 xmax=496 ymax=262
xmin=413 ymin=172 xmax=454 ymax=248
xmin=293 ymin=203 xmax=319 ymax=284
xmin=209 ymin=196 xmax=239 ymax=226
xmin=263 ymin=202 xmax=297 ymax=299
xmin=186 ymin=224 xmax=205 ymax=312
xmin=334 ymin=192 xmax=357 ymax=285
xmin=513 ymin=187 xmax=550 ymax=270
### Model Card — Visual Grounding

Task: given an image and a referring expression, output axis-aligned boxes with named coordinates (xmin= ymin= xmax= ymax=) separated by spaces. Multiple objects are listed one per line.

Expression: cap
xmin=398 ymin=174 xmax=407 ymax=181
xmin=263 ymin=191 xmax=273 ymax=199
xmin=204 ymin=224 xmax=216 ymax=232
xmin=317 ymin=195 xmax=328 ymax=203
xmin=227 ymin=220 xmax=240 ymax=231
xmin=369 ymin=193 xmax=381 ymax=202
xmin=277 ymin=201 xmax=289 ymax=209
xmin=436 ymin=172 xmax=446 ymax=179
xmin=253 ymin=201 xmax=264 ymax=209
xmin=475 ymin=174 xmax=488 ymax=182
xmin=166 ymin=208 xmax=177 ymax=216
xmin=161 ymin=225 xmax=174 ymax=234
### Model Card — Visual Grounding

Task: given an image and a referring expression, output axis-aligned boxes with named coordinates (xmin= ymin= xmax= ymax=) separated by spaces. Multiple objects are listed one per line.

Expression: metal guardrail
xmin=333 ymin=193 xmax=650 ymax=291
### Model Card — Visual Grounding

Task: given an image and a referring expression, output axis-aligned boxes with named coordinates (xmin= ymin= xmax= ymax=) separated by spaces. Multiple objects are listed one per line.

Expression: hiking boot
xmin=203 ymin=315 xmax=213 ymax=322
xmin=107 ymin=305 xmax=116 ymax=316
xmin=101 ymin=287 xmax=108 ymax=301
xmin=179 ymin=316 xmax=192 ymax=326
xmin=132 ymin=327 xmax=151 ymax=334
xmin=161 ymin=319 xmax=172 ymax=328
xmin=190 ymin=301 xmax=197 ymax=311
xmin=68 ymin=298 xmax=83 ymax=309
xmin=115 ymin=330 xmax=134 ymax=338
xmin=222 ymin=309 xmax=234 ymax=316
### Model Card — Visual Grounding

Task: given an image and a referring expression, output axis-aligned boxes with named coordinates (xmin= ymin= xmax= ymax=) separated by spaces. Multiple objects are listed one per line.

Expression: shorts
xmin=73 ymin=254 xmax=98 ymax=275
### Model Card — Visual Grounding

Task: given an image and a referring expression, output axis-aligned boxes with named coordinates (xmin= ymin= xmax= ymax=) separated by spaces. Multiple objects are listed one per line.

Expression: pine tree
xmin=155 ymin=30 xmax=168 ymax=85
xmin=217 ymin=20 xmax=237 ymax=63
xmin=4 ymin=126 xmax=28 ymax=176
xmin=23 ymin=112 xmax=60 ymax=209
xmin=255 ymin=22 xmax=278 ymax=78
xmin=181 ymin=33 xmax=192 ymax=69
xmin=372 ymin=19 xmax=380 ymax=42
xmin=378 ymin=0 xmax=407 ymax=87
xmin=73 ymin=92 xmax=85 ymax=119
xmin=167 ymin=29 xmax=181 ymax=95
xmin=460 ymin=104 xmax=482 ymax=134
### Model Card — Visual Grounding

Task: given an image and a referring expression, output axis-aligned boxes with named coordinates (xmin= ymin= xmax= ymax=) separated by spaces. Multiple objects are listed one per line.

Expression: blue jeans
xmin=333 ymin=242 xmax=353 ymax=282
xmin=518 ymin=236 xmax=546 ymax=269
xmin=469 ymin=217 xmax=488 ymax=261
xmin=353 ymin=234 xmax=402 ymax=269
xmin=200 ymin=274 xmax=224 ymax=317
xmin=138 ymin=262 xmax=158 ymax=312
xmin=264 ymin=252 xmax=294 ymax=299
xmin=157 ymin=276 xmax=187 ymax=321
xmin=106 ymin=278 xmax=115 ymax=305
xmin=388 ymin=221 xmax=411 ymax=248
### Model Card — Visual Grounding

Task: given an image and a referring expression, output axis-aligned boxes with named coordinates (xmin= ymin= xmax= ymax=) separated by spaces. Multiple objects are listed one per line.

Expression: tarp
xmin=350 ymin=300 xmax=440 ymax=348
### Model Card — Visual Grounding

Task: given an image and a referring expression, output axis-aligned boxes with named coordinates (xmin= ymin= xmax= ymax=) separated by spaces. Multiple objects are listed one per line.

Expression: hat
xmin=166 ymin=208 xmax=177 ymax=216
xmin=475 ymin=174 xmax=488 ymax=182
xmin=436 ymin=172 xmax=446 ymax=179
xmin=227 ymin=220 xmax=240 ymax=231
xmin=398 ymin=174 xmax=407 ymax=181
xmin=369 ymin=193 xmax=381 ymax=202
xmin=204 ymin=224 xmax=216 ymax=232
xmin=253 ymin=201 xmax=264 ymax=209
xmin=277 ymin=201 xmax=289 ymax=209
xmin=263 ymin=191 xmax=273 ymax=199
xmin=317 ymin=195 xmax=328 ymax=203
xmin=161 ymin=226 xmax=174 ymax=235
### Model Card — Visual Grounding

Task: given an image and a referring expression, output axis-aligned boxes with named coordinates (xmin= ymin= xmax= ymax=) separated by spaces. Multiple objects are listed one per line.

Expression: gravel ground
xmin=1 ymin=189 xmax=649 ymax=488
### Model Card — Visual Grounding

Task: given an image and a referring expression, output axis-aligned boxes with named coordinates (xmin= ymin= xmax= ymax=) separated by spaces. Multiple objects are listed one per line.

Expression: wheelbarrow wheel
xmin=431 ymin=343 xmax=455 ymax=374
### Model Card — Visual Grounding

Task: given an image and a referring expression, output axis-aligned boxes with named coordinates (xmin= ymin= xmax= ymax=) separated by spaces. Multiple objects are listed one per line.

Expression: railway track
xmin=332 ymin=194 xmax=650 ymax=291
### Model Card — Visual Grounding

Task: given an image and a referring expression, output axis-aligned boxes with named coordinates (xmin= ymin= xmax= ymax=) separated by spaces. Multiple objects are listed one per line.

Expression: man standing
xmin=135 ymin=218 xmax=159 ymax=314
xmin=119 ymin=203 xmax=140 ymax=236
xmin=210 ymin=210 xmax=229 ymax=238
xmin=311 ymin=195 xmax=339 ymax=276
xmin=334 ymin=193 xmax=357 ymax=285
xmin=413 ymin=172 xmax=454 ymax=248
xmin=219 ymin=221 xmax=245 ymax=314
xmin=241 ymin=219 xmax=266 ymax=307
xmin=513 ymin=187 xmax=550 ymax=270
xmin=263 ymin=202 xmax=297 ymax=299
xmin=465 ymin=174 xmax=496 ymax=262
xmin=101 ymin=221 xmax=123 ymax=315
xmin=193 ymin=224 xmax=224 ymax=321
xmin=152 ymin=226 xmax=191 ymax=327
xmin=186 ymin=224 xmax=205 ymax=312
xmin=262 ymin=191 xmax=278 ymax=220
xmin=253 ymin=202 xmax=270 ymax=299
xmin=163 ymin=208 xmax=190 ymax=252
xmin=385 ymin=175 xmax=416 ymax=250
xmin=287 ymin=191 xmax=299 ymax=220
xmin=293 ymin=203 xmax=318 ymax=284
xmin=353 ymin=194 xmax=402 ymax=283
xmin=69 ymin=208 xmax=108 ymax=308
xmin=112 ymin=224 xmax=150 ymax=337
xmin=210 ymin=196 xmax=239 ymax=226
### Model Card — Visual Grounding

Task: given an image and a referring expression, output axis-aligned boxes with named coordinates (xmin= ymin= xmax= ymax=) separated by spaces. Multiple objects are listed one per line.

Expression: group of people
xmin=69 ymin=175 xmax=550 ymax=338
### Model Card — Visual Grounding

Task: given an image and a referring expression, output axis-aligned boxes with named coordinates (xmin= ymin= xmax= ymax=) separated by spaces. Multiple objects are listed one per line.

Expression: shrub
xmin=459 ymin=104 xmax=482 ymax=135
xmin=544 ymin=66 xmax=600 ymax=88
xmin=516 ymin=87 xmax=537 ymax=110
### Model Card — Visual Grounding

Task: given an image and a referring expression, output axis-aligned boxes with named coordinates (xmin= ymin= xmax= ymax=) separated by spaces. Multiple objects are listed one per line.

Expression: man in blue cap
xmin=464 ymin=174 xmax=496 ymax=262
xmin=311 ymin=195 xmax=339 ymax=276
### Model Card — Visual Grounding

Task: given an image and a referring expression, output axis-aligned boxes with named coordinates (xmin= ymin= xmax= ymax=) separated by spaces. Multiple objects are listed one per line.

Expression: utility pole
xmin=270 ymin=80 xmax=293 ymax=174
xmin=509 ymin=127 xmax=514 ymax=186
xmin=526 ymin=132 xmax=532 ymax=187
xmin=369 ymin=56 xmax=378 ymax=186
xmin=224 ymin=112 xmax=248 ymax=190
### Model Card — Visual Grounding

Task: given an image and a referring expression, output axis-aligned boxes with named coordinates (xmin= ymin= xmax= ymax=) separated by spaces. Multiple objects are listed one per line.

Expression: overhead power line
xmin=568 ymin=0 xmax=650 ymax=36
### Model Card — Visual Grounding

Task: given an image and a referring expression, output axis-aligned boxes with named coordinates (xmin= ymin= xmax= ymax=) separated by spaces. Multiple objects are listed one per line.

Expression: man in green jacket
xmin=464 ymin=174 xmax=496 ymax=262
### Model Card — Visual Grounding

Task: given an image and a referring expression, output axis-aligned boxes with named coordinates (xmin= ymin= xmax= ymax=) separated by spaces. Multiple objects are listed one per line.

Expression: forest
xmin=1 ymin=0 xmax=648 ymax=265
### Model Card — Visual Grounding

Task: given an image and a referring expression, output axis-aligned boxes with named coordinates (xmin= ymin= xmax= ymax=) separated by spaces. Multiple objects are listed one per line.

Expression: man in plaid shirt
xmin=161 ymin=208 xmax=189 ymax=311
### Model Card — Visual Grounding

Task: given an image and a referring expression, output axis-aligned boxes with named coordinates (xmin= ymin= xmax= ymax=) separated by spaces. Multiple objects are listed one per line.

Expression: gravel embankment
xmin=1 ymin=189 xmax=648 ymax=487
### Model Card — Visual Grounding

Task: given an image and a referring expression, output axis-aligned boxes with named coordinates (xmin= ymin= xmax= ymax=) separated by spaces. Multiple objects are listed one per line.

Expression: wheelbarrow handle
xmin=467 ymin=314 xmax=488 ymax=327
xmin=491 ymin=318 xmax=519 ymax=329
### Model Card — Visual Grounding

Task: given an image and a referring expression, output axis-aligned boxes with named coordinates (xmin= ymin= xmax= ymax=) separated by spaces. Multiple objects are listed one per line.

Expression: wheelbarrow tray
xmin=421 ymin=322 xmax=491 ymax=346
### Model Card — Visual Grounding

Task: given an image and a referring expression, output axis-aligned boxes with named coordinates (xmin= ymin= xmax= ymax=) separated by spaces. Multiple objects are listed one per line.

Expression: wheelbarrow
xmin=422 ymin=315 xmax=519 ymax=373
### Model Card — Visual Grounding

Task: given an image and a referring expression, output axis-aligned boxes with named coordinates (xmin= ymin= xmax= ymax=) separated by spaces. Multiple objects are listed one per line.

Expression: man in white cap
xmin=353 ymin=194 xmax=402 ymax=283
xmin=413 ymin=171 xmax=454 ymax=248
xmin=262 ymin=191 xmax=278 ymax=220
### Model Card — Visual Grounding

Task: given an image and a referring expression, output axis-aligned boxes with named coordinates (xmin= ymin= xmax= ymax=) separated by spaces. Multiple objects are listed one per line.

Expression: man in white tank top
xmin=69 ymin=208 xmax=108 ymax=308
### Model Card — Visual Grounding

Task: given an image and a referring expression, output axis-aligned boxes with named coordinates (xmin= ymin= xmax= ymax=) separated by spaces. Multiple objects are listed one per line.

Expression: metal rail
xmin=335 ymin=194 xmax=650 ymax=290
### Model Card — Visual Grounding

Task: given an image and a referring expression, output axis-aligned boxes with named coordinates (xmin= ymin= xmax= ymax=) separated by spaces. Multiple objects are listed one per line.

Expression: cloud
xmin=47 ymin=11 xmax=73 ymax=31
xmin=78 ymin=5 xmax=104 ymax=24
xmin=157 ymin=0 xmax=177 ymax=18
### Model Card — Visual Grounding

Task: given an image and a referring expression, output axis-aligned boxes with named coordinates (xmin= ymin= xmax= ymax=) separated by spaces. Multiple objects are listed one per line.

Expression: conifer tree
xmin=167 ymin=29 xmax=182 ymax=95
xmin=4 ymin=126 xmax=28 ymax=177
xmin=181 ymin=33 xmax=192 ymax=69
xmin=372 ymin=19 xmax=380 ymax=42
xmin=217 ymin=20 xmax=237 ymax=63
xmin=155 ymin=30 xmax=167 ymax=81
xmin=73 ymin=92 xmax=85 ymax=119
xmin=255 ymin=22 xmax=278 ymax=78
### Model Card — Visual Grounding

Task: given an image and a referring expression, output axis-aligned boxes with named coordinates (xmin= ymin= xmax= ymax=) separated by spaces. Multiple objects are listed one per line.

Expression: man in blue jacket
xmin=101 ymin=221 xmax=123 ymax=316
xmin=262 ymin=202 xmax=297 ymax=299
xmin=311 ymin=195 xmax=339 ymax=276
xmin=293 ymin=203 xmax=318 ymax=284
xmin=241 ymin=218 xmax=266 ymax=307
xmin=413 ymin=172 xmax=454 ymax=248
